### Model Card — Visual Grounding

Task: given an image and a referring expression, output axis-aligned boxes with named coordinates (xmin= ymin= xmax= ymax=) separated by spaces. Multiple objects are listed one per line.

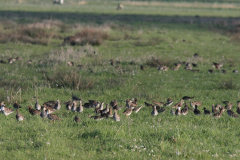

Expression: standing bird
xmin=203 ymin=107 xmax=211 ymax=115
xmin=28 ymin=106 xmax=41 ymax=116
xmin=35 ymin=99 xmax=41 ymax=111
xmin=194 ymin=105 xmax=201 ymax=115
xmin=16 ymin=110 xmax=25 ymax=123
xmin=54 ymin=99 xmax=61 ymax=110
xmin=181 ymin=104 xmax=188 ymax=115
xmin=73 ymin=116 xmax=80 ymax=123
xmin=76 ymin=100 xmax=83 ymax=113
xmin=46 ymin=109 xmax=61 ymax=122
xmin=40 ymin=107 xmax=47 ymax=118
xmin=71 ymin=101 xmax=78 ymax=112
xmin=123 ymin=103 xmax=132 ymax=118
xmin=226 ymin=104 xmax=239 ymax=118
xmin=13 ymin=101 xmax=22 ymax=109
xmin=113 ymin=110 xmax=120 ymax=121
xmin=151 ymin=106 xmax=158 ymax=116
xmin=213 ymin=108 xmax=224 ymax=118
xmin=1 ymin=104 xmax=14 ymax=116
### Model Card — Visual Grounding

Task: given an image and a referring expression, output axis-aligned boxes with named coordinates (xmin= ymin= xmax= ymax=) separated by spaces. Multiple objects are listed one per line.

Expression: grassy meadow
xmin=0 ymin=0 xmax=240 ymax=159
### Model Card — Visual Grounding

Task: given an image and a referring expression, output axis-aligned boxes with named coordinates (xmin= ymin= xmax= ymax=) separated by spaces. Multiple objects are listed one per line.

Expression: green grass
xmin=0 ymin=1 xmax=240 ymax=160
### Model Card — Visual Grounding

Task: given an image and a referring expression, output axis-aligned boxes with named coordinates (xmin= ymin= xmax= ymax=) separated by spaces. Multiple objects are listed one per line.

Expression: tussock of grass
xmin=146 ymin=56 xmax=172 ymax=67
xmin=47 ymin=70 xmax=95 ymax=90
xmin=217 ymin=79 xmax=239 ymax=90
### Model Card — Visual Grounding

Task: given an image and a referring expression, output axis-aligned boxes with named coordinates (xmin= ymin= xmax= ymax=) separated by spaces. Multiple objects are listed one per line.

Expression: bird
xmin=226 ymin=104 xmax=239 ymax=118
xmin=8 ymin=58 xmax=16 ymax=64
xmin=221 ymin=70 xmax=227 ymax=74
xmin=35 ymin=99 xmax=41 ymax=111
xmin=102 ymin=107 xmax=113 ymax=118
xmin=28 ymin=106 xmax=41 ymax=116
xmin=194 ymin=53 xmax=199 ymax=58
xmin=110 ymin=100 xmax=117 ymax=108
xmin=208 ymin=70 xmax=214 ymax=73
xmin=113 ymin=109 xmax=120 ymax=121
xmin=71 ymin=101 xmax=77 ymax=112
xmin=190 ymin=101 xmax=202 ymax=109
xmin=1 ymin=104 xmax=14 ymax=116
xmin=16 ymin=57 xmax=23 ymax=61
xmin=203 ymin=107 xmax=211 ymax=115
xmin=123 ymin=103 xmax=133 ymax=118
xmin=194 ymin=105 xmax=201 ymax=115
xmin=172 ymin=99 xmax=184 ymax=108
xmin=151 ymin=106 xmax=158 ymax=116
xmin=237 ymin=101 xmax=240 ymax=114
xmin=181 ymin=104 xmax=189 ymax=115
xmin=182 ymin=96 xmax=194 ymax=101
xmin=65 ymin=100 xmax=73 ymax=110
xmin=76 ymin=100 xmax=83 ymax=113
xmin=165 ymin=98 xmax=173 ymax=106
xmin=27 ymin=60 xmax=32 ymax=64
xmin=73 ymin=116 xmax=80 ymax=123
xmin=133 ymin=105 xmax=143 ymax=113
xmin=43 ymin=103 xmax=55 ymax=113
xmin=88 ymin=115 xmax=104 ymax=120
xmin=72 ymin=93 xmax=81 ymax=101
xmin=233 ymin=70 xmax=238 ymax=73
xmin=46 ymin=109 xmax=61 ymax=122
xmin=145 ymin=102 xmax=153 ymax=107
xmin=13 ymin=100 xmax=22 ymax=109
xmin=67 ymin=61 xmax=74 ymax=66
xmin=40 ymin=107 xmax=47 ymax=118
xmin=175 ymin=106 xmax=182 ymax=115
xmin=113 ymin=105 xmax=122 ymax=111
xmin=152 ymin=101 xmax=164 ymax=106
xmin=213 ymin=108 xmax=224 ymax=118
xmin=16 ymin=110 xmax=25 ymax=122
xmin=192 ymin=63 xmax=197 ymax=67
xmin=54 ymin=99 xmax=61 ymax=110
xmin=140 ymin=65 xmax=145 ymax=70
xmin=222 ymin=101 xmax=230 ymax=105
xmin=101 ymin=104 xmax=110 ymax=115
xmin=212 ymin=62 xmax=223 ymax=70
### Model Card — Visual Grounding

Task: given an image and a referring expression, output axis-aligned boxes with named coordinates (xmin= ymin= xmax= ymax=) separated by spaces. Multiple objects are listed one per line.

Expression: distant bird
xmin=35 ymin=99 xmax=41 ymax=111
xmin=73 ymin=116 xmax=80 ymax=123
xmin=113 ymin=109 xmax=120 ymax=121
xmin=182 ymin=96 xmax=194 ymax=101
xmin=16 ymin=110 xmax=25 ymax=123
xmin=28 ymin=106 xmax=41 ymax=116
xmin=16 ymin=57 xmax=23 ymax=61
xmin=13 ymin=100 xmax=22 ymax=109
xmin=1 ymin=104 xmax=14 ymax=116
xmin=212 ymin=62 xmax=223 ymax=70
xmin=194 ymin=53 xmax=199 ymax=58
xmin=194 ymin=105 xmax=201 ymax=115
xmin=237 ymin=101 xmax=240 ymax=114
xmin=165 ymin=98 xmax=173 ymax=106
xmin=151 ymin=106 xmax=158 ymax=116
xmin=65 ymin=100 xmax=73 ymax=110
xmin=221 ymin=70 xmax=227 ymax=74
xmin=152 ymin=101 xmax=164 ymax=107
xmin=72 ymin=94 xmax=81 ymax=101
xmin=175 ymin=106 xmax=181 ymax=115
xmin=67 ymin=61 xmax=74 ymax=66
xmin=110 ymin=100 xmax=117 ymax=108
xmin=157 ymin=65 xmax=169 ymax=71
xmin=208 ymin=70 xmax=214 ymax=73
xmin=192 ymin=63 xmax=197 ymax=67
xmin=140 ymin=65 xmax=145 ymax=71
xmin=172 ymin=99 xmax=184 ymax=108
xmin=101 ymin=104 xmax=110 ymax=114
xmin=88 ymin=115 xmax=104 ymax=120
xmin=0 ymin=60 xmax=7 ymax=64
xmin=222 ymin=101 xmax=229 ymax=105
xmin=212 ymin=104 xmax=218 ymax=114
xmin=203 ymin=107 xmax=211 ymax=115
xmin=8 ymin=58 xmax=16 ymax=64
xmin=233 ymin=70 xmax=238 ymax=73
xmin=27 ymin=60 xmax=32 ymax=64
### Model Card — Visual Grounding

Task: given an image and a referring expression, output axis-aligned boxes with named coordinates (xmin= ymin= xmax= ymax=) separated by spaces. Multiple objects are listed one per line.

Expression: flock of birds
xmin=1 ymin=93 xmax=240 ymax=124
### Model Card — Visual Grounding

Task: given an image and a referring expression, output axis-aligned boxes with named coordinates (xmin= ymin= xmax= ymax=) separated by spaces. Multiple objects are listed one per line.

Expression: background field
xmin=0 ymin=0 xmax=240 ymax=159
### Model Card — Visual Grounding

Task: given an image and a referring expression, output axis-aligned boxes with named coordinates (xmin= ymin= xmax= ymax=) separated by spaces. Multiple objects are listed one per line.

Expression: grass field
xmin=0 ymin=0 xmax=240 ymax=159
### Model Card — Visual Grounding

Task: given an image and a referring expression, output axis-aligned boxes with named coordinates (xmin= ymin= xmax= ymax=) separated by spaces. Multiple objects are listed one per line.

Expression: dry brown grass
xmin=146 ymin=56 xmax=173 ymax=67
xmin=47 ymin=70 xmax=95 ymax=90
